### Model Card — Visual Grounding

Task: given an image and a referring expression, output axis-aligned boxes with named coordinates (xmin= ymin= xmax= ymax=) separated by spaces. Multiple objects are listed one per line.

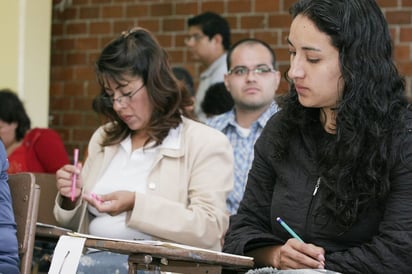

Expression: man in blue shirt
xmin=0 ymin=140 xmax=20 ymax=274
xmin=207 ymin=38 xmax=280 ymax=214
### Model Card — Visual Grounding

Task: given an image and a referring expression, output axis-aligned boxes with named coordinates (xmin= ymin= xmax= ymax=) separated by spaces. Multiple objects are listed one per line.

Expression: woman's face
xmin=103 ymin=75 xmax=154 ymax=132
xmin=287 ymin=14 xmax=343 ymax=110
xmin=0 ymin=120 xmax=17 ymax=148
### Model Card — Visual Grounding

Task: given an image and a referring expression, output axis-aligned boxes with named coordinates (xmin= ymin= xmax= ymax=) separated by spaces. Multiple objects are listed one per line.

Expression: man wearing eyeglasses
xmin=186 ymin=12 xmax=231 ymax=122
xmin=207 ymin=38 xmax=281 ymax=215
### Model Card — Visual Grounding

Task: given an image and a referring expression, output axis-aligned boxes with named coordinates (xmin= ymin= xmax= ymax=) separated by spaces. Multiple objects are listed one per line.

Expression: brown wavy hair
xmin=92 ymin=27 xmax=194 ymax=147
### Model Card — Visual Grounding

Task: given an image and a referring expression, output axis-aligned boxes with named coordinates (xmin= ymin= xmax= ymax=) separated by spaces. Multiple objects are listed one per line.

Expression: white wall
xmin=0 ymin=0 xmax=52 ymax=128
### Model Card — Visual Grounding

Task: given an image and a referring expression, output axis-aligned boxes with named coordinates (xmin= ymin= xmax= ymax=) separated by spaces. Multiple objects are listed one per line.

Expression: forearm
xmin=246 ymin=245 xmax=280 ymax=268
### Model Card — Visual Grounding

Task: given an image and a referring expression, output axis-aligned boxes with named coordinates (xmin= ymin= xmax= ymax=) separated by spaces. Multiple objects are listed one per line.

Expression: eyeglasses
xmin=184 ymin=33 xmax=206 ymax=43
xmin=102 ymin=83 xmax=145 ymax=107
xmin=228 ymin=65 xmax=276 ymax=76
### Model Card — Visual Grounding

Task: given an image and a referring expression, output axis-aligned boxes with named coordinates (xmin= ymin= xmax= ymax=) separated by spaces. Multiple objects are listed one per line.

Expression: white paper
xmin=48 ymin=235 xmax=86 ymax=274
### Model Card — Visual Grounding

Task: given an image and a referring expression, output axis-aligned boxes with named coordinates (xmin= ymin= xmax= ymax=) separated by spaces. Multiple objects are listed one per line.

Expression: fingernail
xmin=318 ymin=254 xmax=325 ymax=262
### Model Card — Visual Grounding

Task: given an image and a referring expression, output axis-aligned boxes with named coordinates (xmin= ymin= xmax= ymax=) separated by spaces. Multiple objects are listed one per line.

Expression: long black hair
xmin=275 ymin=0 xmax=408 ymax=228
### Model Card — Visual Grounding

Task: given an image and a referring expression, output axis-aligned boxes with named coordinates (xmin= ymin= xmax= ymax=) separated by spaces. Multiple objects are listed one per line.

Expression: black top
xmin=223 ymin=110 xmax=412 ymax=274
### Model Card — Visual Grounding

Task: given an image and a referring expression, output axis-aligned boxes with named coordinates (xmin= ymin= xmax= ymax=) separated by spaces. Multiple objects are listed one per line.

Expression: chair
xmin=8 ymin=172 xmax=41 ymax=274
xmin=33 ymin=173 xmax=59 ymax=226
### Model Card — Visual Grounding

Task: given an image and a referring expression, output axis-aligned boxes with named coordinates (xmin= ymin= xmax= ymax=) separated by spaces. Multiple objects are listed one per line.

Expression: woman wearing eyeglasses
xmin=54 ymin=27 xmax=234 ymax=274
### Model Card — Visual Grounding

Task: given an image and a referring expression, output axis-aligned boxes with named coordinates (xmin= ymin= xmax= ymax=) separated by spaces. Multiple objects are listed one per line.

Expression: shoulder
xmin=182 ymin=117 xmax=230 ymax=145
xmin=88 ymin=124 xmax=110 ymax=146
xmin=26 ymin=127 xmax=61 ymax=139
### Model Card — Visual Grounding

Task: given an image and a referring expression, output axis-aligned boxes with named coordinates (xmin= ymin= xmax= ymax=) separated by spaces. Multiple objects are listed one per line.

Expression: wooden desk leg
xmin=128 ymin=259 xmax=136 ymax=274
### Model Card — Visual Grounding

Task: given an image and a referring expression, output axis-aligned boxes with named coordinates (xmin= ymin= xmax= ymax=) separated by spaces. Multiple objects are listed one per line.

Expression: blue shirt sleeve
xmin=0 ymin=141 xmax=20 ymax=274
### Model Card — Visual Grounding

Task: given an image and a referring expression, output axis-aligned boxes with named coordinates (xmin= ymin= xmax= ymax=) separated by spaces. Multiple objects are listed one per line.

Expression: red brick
xmin=200 ymin=2 xmax=224 ymax=13
xmin=51 ymin=53 xmax=64 ymax=66
xmin=75 ymin=38 xmax=99 ymax=50
xmin=228 ymin=0 xmax=252 ymax=13
xmin=402 ymin=0 xmax=412 ymax=7
xmin=400 ymin=27 xmax=412 ymax=42
xmin=268 ymin=14 xmax=292 ymax=28
xmin=163 ymin=18 xmax=186 ymax=32
xmin=102 ymin=6 xmax=125 ymax=18
xmin=255 ymin=0 xmax=281 ymax=12
xmin=54 ymin=38 xmax=75 ymax=51
xmin=67 ymin=53 xmax=87 ymax=66
xmin=176 ymin=3 xmax=198 ymax=15
xmin=51 ymin=67 xmax=74 ymax=81
xmin=64 ymin=82 xmax=86 ymax=96
xmin=79 ymin=7 xmax=100 ymax=19
xmin=156 ymin=34 xmax=173 ymax=48
xmin=386 ymin=11 xmax=412 ymax=25
xmin=66 ymin=22 xmax=87 ymax=35
xmin=126 ymin=5 xmax=149 ymax=17
xmin=74 ymin=66 xmax=95 ymax=81
xmin=254 ymin=31 xmax=280 ymax=46
xmin=114 ymin=21 xmax=137 ymax=33
xmin=284 ymin=0 xmax=296 ymax=11
xmin=240 ymin=15 xmax=268 ymax=29
xmin=376 ymin=0 xmax=398 ymax=8
xmin=137 ymin=19 xmax=160 ymax=32
xmin=90 ymin=22 xmax=112 ymax=35
xmin=151 ymin=3 xmax=173 ymax=16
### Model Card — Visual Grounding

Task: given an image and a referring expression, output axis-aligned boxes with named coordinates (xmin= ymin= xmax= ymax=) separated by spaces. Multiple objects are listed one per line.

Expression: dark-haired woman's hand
xmin=277 ymin=238 xmax=325 ymax=270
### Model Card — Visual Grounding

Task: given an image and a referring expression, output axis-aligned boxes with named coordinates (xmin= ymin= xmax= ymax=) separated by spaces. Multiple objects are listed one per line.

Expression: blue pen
xmin=276 ymin=217 xmax=304 ymax=243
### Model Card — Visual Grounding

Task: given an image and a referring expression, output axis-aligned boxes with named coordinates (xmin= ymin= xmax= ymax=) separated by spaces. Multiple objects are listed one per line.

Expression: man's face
xmin=185 ymin=26 xmax=217 ymax=64
xmin=224 ymin=43 xmax=281 ymax=111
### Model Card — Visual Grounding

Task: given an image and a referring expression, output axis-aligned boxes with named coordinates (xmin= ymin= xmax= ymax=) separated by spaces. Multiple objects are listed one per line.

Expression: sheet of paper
xmin=48 ymin=235 xmax=86 ymax=274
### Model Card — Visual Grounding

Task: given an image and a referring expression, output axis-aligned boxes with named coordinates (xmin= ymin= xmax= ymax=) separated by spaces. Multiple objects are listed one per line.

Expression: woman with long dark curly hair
xmin=223 ymin=0 xmax=412 ymax=273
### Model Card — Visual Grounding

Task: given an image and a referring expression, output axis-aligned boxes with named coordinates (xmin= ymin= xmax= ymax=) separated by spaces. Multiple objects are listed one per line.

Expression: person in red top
xmin=0 ymin=89 xmax=69 ymax=174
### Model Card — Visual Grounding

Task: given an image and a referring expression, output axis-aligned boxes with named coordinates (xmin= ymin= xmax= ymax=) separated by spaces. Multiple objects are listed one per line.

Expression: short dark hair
xmin=201 ymin=82 xmax=234 ymax=117
xmin=226 ymin=38 xmax=277 ymax=70
xmin=172 ymin=67 xmax=195 ymax=96
xmin=188 ymin=12 xmax=231 ymax=50
xmin=0 ymin=89 xmax=31 ymax=141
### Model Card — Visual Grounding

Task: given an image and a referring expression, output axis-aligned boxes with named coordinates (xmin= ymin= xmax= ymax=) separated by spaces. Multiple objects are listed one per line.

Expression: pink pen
xmin=71 ymin=148 xmax=79 ymax=201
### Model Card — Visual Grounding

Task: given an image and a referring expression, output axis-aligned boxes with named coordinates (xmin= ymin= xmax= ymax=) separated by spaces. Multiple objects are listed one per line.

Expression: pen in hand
xmin=276 ymin=217 xmax=304 ymax=243
xmin=71 ymin=148 xmax=79 ymax=202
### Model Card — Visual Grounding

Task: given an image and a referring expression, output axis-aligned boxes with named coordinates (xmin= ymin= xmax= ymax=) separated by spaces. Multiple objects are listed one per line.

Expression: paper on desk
xmin=36 ymin=222 xmax=73 ymax=232
xmin=48 ymin=235 xmax=86 ymax=274
xmin=68 ymin=232 xmax=254 ymax=261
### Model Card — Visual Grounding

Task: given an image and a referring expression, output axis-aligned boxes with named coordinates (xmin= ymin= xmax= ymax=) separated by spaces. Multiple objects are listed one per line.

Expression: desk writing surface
xmin=35 ymin=224 xmax=254 ymax=271
xmin=69 ymin=232 xmax=254 ymax=268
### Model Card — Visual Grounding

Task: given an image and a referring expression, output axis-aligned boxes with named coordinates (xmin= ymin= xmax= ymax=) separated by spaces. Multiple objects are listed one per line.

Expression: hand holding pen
xmin=276 ymin=217 xmax=325 ymax=269
xmin=56 ymin=148 xmax=82 ymax=205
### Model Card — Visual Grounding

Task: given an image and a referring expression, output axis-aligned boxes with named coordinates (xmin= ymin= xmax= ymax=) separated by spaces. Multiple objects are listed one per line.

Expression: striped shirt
xmin=207 ymin=102 xmax=278 ymax=214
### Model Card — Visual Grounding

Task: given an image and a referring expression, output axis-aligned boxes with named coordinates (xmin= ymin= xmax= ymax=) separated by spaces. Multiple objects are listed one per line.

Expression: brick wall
xmin=49 ymin=0 xmax=412 ymax=158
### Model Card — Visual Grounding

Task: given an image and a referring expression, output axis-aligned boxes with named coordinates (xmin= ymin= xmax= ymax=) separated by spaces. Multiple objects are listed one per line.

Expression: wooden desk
xmin=36 ymin=223 xmax=254 ymax=274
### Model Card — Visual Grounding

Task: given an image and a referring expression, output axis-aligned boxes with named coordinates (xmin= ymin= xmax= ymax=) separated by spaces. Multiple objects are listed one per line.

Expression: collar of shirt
xmin=120 ymin=123 xmax=182 ymax=154
xmin=207 ymin=101 xmax=279 ymax=131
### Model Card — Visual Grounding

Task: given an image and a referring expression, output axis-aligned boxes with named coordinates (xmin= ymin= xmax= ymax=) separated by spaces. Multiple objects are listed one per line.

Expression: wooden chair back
xmin=8 ymin=172 xmax=41 ymax=274
xmin=33 ymin=173 xmax=59 ymax=226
